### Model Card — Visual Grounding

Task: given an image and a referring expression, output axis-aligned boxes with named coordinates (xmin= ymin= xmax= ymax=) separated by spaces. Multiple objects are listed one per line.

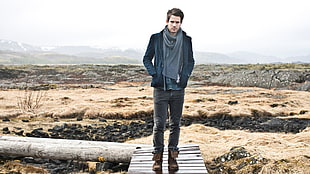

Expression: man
xmin=143 ymin=8 xmax=195 ymax=171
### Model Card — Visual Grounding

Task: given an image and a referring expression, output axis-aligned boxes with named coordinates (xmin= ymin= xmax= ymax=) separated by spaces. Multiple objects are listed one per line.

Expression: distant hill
xmin=50 ymin=46 xmax=143 ymax=61
xmin=195 ymin=51 xmax=243 ymax=64
xmin=285 ymin=55 xmax=310 ymax=63
xmin=0 ymin=40 xmax=141 ymax=64
xmin=0 ymin=40 xmax=41 ymax=52
xmin=0 ymin=50 xmax=140 ymax=64
xmin=0 ymin=39 xmax=309 ymax=64
xmin=227 ymin=51 xmax=282 ymax=64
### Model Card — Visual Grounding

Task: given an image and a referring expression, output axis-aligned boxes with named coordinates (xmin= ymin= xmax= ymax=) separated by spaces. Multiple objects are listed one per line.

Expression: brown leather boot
xmin=168 ymin=150 xmax=179 ymax=171
xmin=152 ymin=152 xmax=163 ymax=171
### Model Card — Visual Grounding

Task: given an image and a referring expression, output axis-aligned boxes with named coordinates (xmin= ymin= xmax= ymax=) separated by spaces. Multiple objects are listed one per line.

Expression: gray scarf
xmin=162 ymin=26 xmax=183 ymax=82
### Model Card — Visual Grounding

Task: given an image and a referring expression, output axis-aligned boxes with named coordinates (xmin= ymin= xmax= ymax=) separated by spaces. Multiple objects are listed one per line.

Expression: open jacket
xmin=143 ymin=30 xmax=195 ymax=89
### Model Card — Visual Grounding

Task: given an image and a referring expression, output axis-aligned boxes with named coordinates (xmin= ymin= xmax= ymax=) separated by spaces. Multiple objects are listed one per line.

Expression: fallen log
xmin=0 ymin=136 xmax=151 ymax=163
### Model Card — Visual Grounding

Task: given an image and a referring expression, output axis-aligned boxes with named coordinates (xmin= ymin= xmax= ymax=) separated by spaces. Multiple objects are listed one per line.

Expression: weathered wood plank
xmin=131 ymin=156 xmax=205 ymax=162
xmin=134 ymin=150 xmax=201 ymax=155
xmin=128 ymin=169 xmax=207 ymax=174
xmin=129 ymin=166 xmax=208 ymax=170
xmin=128 ymin=144 xmax=208 ymax=174
xmin=130 ymin=160 xmax=205 ymax=163
xmin=130 ymin=160 xmax=205 ymax=164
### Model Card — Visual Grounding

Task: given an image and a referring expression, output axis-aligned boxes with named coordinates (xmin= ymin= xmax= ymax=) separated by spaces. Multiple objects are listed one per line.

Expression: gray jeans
xmin=152 ymin=88 xmax=185 ymax=153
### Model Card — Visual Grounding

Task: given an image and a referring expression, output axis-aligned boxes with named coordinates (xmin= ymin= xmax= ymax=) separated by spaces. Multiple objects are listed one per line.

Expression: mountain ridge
xmin=0 ymin=39 xmax=309 ymax=64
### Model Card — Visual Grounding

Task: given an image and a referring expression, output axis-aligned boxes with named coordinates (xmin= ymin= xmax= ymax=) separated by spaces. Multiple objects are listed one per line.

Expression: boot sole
xmin=168 ymin=167 xmax=179 ymax=171
xmin=152 ymin=168 xmax=162 ymax=171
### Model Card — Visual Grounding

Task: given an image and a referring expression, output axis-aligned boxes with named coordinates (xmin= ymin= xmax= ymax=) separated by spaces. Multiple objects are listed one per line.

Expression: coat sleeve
xmin=187 ymin=37 xmax=195 ymax=76
xmin=143 ymin=34 xmax=156 ymax=76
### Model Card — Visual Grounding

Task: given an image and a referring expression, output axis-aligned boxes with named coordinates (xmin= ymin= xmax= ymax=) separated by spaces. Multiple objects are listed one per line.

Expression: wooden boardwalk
xmin=128 ymin=144 xmax=208 ymax=174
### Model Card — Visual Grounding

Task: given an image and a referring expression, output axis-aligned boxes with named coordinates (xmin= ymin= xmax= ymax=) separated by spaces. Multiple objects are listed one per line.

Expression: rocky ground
xmin=0 ymin=64 xmax=309 ymax=91
xmin=0 ymin=64 xmax=309 ymax=174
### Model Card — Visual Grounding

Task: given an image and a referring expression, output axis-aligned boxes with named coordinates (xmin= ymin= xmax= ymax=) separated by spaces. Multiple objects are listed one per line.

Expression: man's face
xmin=166 ymin=15 xmax=182 ymax=36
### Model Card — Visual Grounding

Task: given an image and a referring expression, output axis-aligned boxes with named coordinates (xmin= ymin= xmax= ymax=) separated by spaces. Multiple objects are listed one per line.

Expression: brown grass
xmin=0 ymin=81 xmax=309 ymax=173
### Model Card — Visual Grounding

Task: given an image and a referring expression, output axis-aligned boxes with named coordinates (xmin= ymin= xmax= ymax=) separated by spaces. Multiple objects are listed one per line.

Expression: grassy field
xmin=0 ymin=63 xmax=309 ymax=173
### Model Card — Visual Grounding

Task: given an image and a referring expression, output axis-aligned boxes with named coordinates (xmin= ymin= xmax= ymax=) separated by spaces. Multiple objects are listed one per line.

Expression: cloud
xmin=1 ymin=0 xmax=310 ymax=57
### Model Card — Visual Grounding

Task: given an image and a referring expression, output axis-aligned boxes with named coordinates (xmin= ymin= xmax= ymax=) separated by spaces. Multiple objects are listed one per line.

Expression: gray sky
xmin=1 ymin=0 xmax=310 ymax=57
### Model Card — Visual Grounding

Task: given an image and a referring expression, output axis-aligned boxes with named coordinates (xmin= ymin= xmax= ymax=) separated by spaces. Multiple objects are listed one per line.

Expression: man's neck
xmin=170 ymin=31 xmax=177 ymax=36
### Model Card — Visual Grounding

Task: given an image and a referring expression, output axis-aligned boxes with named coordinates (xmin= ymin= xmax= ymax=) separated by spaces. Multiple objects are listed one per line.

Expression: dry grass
xmin=0 ymin=81 xmax=310 ymax=173
xmin=0 ymin=161 xmax=48 ymax=174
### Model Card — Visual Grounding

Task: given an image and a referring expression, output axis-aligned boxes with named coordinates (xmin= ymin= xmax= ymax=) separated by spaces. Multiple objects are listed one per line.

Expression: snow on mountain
xmin=0 ymin=39 xmax=42 ymax=52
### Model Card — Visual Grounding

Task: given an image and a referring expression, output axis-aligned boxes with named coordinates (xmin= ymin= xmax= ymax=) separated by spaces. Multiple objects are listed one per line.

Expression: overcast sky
xmin=1 ymin=0 xmax=310 ymax=57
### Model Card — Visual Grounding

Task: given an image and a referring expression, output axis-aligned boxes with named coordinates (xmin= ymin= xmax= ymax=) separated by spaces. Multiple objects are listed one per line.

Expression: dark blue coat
xmin=143 ymin=30 xmax=195 ymax=89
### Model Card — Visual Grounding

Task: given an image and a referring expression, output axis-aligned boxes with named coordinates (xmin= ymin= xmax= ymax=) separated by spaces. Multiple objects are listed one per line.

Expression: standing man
xmin=143 ymin=8 xmax=195 ymax=171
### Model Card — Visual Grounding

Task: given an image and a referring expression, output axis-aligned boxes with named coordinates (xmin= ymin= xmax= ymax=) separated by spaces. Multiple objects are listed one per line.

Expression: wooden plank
xmin=128 ymin=169 xmax=207 ymax=174
xmin=129 ymin=163 xmax=205 ymax=168
xmin=128 ymin=144 xmax=208 ymax=174
xmin=134 ymin=150 xmax=201 ymax=155
xmin=128 ymin=169 xmax=208 ymax=173
xmin=134 ymin=144 xmax=200 ymax=152
xmin=130 ymin=161 xmax=205 ymax=165
xmin=129 ymin=166 xmax=207 ymax=170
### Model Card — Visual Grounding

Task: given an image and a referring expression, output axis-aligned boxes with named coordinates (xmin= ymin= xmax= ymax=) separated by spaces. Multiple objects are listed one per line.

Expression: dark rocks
xmin=209 ymin=69 xmax=310 ymax=90
xmin=1 ymin=64 xmax=309 ymax=91
xmin=207 ymin=146 xmax=267 ymax=174
xmin=228 ymin=100 xmax=238 ymax=105
xmin=52 ymin=125 xmax=64 ymax=132
xmin=300 ymin=110 xmax=308 ymax=115
xmin=201 ymin=115 xmax=310 ymax=133
xmin=26 ymin=128 xmax=50 ymax=138
xmin=43 ymin=119 xmax=153 ymax=142
xmin=2 ymin=117 xmax=10 ymax=122
xmin=29 ymin=159 xmax=88 ymax=174
xmin=9 ymin=114 xmax=310 ymax=142
xmin=96 ymin=162 xmax=114 ymax=171
xmin=270 ymin=103 xmax=279 ymax=108
xmin=96 ymin=162 xmax=129 ymax=172
xmin=98 ymin=117 xmax=107 ymax=122
xmin=3 ymin=113 xmax=309 ymax=173
xmin=0 ymin=65 xmax=150 ymax=89
xmin=13 ymin=130 xmax=24 ymax=136
xmin=214 ymin=146 xmax=251 ymax=163
xmin=76 ymin=117 xmax=83 ymax=121
xmin=2 ymin=127 xmax=10 ymax=134
xmin=0 ymin=68 xmax=25 ymax=79
xmin=0 ymin=154 xmax=129 ymax=174
xmin=0 ymin=155 xmax=86 ymax=174
xmin=111 ymin=162 xmax=129 ymax=172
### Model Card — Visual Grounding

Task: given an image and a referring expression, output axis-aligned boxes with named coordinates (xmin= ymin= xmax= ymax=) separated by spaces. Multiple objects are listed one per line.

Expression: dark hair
xmin=167 ymin=8 xmax=184 ymax=23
